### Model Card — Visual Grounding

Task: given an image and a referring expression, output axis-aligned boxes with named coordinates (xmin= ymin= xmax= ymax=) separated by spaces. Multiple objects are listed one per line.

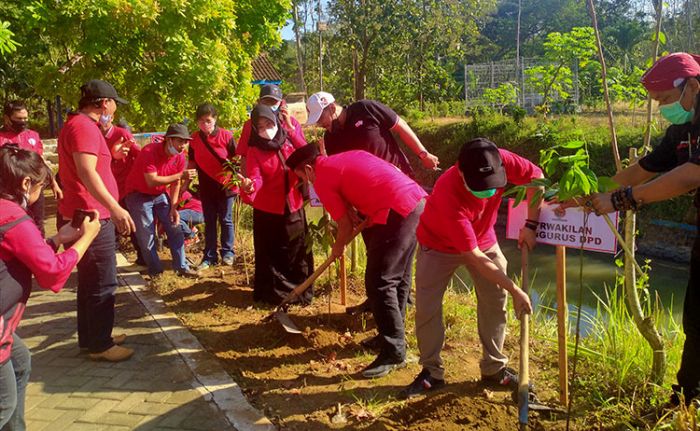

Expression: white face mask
xmin=199 ymin=120 xmax=216 ymax=134
xmin=258 ymin=124 xmax=278 ymax=140
xmin=270 ymin=102 xmax=281 ymax=112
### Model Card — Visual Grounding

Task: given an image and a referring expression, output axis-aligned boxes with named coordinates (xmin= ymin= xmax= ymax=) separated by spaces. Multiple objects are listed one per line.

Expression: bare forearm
xmin=169 ymin=182 xmax=181 ymax=207
xmin=146 ymin=172 xmax=182 ymax=188
xmin=464 ymin=251 xmax=518 ymax=294
xmin=632 ymin=162 xmax=700 ymax=204
xmin=526 ymin=184 xmax=544 ymax=221
xmin=612 ymin=162 xmax=656 ymax=187
xmin=393 ymin=118 xmax=426 ymax=155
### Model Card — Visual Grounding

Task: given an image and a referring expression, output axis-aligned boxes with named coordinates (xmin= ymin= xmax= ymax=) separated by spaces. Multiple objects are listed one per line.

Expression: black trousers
xmin=363 ymin=200 xmax=424 ymax=361
xmin=252 ymin=207 xmax=314 ymax=305
xmin=677 ymin=231 xmax=700 ymax=401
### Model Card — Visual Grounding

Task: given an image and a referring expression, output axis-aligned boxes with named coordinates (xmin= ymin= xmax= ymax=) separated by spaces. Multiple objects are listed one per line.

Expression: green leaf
xmin=513 ymin=186 xmax=527 ymax=208
xmin=558 ymin=154 xmax=588 ymax=164
xmin=558 ymin=140 xmax=585 ymax=149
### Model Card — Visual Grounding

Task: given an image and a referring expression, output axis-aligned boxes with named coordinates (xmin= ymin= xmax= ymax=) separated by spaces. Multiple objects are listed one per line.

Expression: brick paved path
xmin=15 ymin=259 xmax=270 ymax=431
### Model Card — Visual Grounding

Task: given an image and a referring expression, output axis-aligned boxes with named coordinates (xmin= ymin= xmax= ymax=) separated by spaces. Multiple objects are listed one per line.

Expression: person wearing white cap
xmin=305 ymin=92 xmax=440 ymax=178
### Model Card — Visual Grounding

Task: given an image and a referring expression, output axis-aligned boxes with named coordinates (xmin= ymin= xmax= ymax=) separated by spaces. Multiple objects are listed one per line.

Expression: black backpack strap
xmin=276 ymin=150 xmax=293 ymax=211
xmin=0 ymin=215 xmax=31 ymax=242
xmin=199 ymin=131 xmax=236 ymax=165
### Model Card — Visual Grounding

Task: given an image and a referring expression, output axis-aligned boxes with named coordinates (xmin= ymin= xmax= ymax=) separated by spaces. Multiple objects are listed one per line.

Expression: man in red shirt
xmin=1 ymin=100 xmax=62 ymax=236
xmin=287 ymin=145 xmax=427 ymax=378
xmin=398 ymin=138 xmax=541 ymax=399
xmin=124 ymin=124 xmax=198 ymax=278
xmin=57 ymin=79 xmax=136 ymax=362
xmin=187 ymin=103 xmax=237 ymax=269
xmin=99 ymin=113 xmax=144 ymax=267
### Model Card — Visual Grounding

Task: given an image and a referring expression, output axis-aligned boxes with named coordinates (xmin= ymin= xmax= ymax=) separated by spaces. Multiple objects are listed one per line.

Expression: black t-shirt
xmin=639 ymin=122 xmax=700 ymax=207
xmin=323 ymin=99 xmax=414 ymax=178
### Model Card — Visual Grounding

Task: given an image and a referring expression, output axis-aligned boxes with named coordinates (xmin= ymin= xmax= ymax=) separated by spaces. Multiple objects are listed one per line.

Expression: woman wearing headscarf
xmin=239 ymin=105 xmax=314 ymax=305
xmin=584 ymin=52 xmax=700 ymax=406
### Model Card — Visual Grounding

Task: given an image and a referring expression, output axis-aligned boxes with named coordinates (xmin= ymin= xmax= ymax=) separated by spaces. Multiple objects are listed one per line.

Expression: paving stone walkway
xmin=16 ymin=256 xmax=272 ymax=431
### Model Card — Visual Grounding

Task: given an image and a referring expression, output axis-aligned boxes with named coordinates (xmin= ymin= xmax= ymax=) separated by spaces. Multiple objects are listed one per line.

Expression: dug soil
xmin=138 ymin=245 xmax=581 ymax=431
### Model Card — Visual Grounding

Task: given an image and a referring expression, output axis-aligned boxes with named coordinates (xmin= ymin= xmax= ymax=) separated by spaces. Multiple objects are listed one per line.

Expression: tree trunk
xmin=292 ymin=1 xmax=308 ymax=95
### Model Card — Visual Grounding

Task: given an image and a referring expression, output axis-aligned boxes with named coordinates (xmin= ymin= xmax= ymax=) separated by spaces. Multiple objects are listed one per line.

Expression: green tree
xmin=0 ymin=0 xmax=289 ymax=130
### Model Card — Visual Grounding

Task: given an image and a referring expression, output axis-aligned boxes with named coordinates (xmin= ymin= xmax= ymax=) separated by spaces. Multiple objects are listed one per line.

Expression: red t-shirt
xmin=188 ymin=128 xmax=238 ymax=189
xmin=124 ymin=141 xmax=186 ymax=196
xmin=242 ymin=139 xmax=305 ymax=215
xmin=237 ymin=115 xmax=305 ymax=157
xmin=57 ymin=113 xmax=119 ymax=220
xmin=179 ymin=191 xmax=203 ymax=213
xmin=313 ymin=151 xmax=427 ymax=225
xmin=105 ymin=126 xmax=140 ymax=200
xmin=417 ymin=150 xmax=543 ymax=254
xmin=0 ymin=128 xmax=43 ymax=155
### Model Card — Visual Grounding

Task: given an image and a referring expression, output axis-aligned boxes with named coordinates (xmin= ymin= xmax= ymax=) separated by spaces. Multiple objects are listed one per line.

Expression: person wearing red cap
xmin=579 ymin=52 xmax=700 ymax=406
xmin=0 ymin=100 xmax=63 ymax=236
xmin=398 ymin=138 xmax=540 ymax=399
xmin=57 ymin=79 xmax=136 ymax=362
xmin=287 ymin=145 xmax=427 ymax=378
xmin=238 ymin=105 xmax=314 ymax=305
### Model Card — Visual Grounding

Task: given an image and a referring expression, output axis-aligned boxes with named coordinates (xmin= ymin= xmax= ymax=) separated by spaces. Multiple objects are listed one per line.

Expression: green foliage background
xmin=0 ymin=0 xmax=291 ymax=130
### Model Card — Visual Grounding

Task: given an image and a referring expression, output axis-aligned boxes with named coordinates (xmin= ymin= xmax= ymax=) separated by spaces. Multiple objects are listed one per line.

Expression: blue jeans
xmin=0 ymin=335 xmax=31 ymax=431
xmin=179 ymin=209 xmax=204 ymax=239
xmin=125 ymin=192 xmax=189 ymax=275
xmin=199 ymin=173 xmax=235 ymax=264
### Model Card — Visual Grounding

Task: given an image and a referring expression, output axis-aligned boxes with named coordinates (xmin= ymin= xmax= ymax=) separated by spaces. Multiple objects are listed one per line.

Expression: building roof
xmin=251 ymin=54 xmax=282 ymax=85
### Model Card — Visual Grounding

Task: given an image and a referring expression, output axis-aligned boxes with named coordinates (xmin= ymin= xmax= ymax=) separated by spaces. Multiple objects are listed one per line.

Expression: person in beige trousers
xmin=399 ymin=138 xmax=542 ymax=399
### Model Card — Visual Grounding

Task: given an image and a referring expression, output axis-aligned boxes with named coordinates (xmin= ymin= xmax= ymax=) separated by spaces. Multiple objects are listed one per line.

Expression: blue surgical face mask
xmin=270 ymin=102 xmax=281 ymax=112
xmin=659 ymin=84 xmax=695 ymax=125
xmin=99 ymin=114 xmax=112 ymax=126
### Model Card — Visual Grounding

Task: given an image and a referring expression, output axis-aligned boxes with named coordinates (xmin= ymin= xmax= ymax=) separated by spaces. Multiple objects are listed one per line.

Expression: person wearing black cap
xmin=57 ymin=79 xmax=136 ymax=361
xmin=238 ymin=105 xmax=314 ymax=304
xmin=287 ymin=145 xmax=427 ymax=378
xmin=236 ymin=84 xmax=307 ymax=159
xmin=123 ymin=124 xmax=199 ymax=279
xmin=398 ymin=138 xmax=542 ymax=399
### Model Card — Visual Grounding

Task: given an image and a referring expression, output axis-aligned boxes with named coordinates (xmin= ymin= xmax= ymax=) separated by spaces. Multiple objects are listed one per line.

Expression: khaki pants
xmin=415 ymin=243 xmax=508 ymax=380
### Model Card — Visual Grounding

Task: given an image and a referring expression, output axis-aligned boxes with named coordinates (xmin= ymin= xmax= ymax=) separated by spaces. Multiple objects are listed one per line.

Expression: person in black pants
xmin=581 ymin=52 xmax=700 ymax=406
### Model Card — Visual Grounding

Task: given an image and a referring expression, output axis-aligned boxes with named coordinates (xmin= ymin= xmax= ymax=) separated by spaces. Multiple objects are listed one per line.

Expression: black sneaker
xmin=481 ymin=366 xmax=519 ymax=390
xmin=398 ymin=369 xmax=445 ymax=399
xmin=361 ymin=355 xmax=406 ymax=379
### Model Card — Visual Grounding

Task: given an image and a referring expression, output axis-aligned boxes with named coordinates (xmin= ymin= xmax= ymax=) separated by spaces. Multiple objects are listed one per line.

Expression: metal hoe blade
xmin=273 ymin=309 xmax=302 ymax=334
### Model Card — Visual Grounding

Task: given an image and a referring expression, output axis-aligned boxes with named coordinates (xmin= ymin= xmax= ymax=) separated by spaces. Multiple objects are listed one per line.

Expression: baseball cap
xmin=80 ymin=79 xmax=128 ymax=104
xmin=641 ymin=52 xmax=700 ymax=92
xmin=457 ymin=138 xmax=506 ymax=191
xmin=164 ymin=123 xmax=192 ymax=140
xmin=286 ymin=144 xmax=321 ymax=171
xmin=306 ymin=91 xmax=335 ymax=125
xmin=259 ymin=84 xmax=283 ymax=102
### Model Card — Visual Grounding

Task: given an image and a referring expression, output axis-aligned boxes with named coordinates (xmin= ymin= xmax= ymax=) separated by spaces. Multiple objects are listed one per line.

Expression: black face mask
xmin=9 ymin=120 xmax=27 ymax=133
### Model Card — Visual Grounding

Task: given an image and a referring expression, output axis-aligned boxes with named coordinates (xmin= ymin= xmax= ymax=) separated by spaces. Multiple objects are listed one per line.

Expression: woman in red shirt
xmin=0 ymin=145 xmax=100 ymax=430
xmin=240 ymin=105 xmax=314 ymax=305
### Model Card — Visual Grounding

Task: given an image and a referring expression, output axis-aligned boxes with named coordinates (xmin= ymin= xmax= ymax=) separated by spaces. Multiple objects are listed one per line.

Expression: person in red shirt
xmin=177 ymin=188 xmax=204 ymax=243
xmin=187 ymin=103 xmax=238 ymax=269
xmin=99 ymin=114 xmax=145 ymax=267
xmin=57 ymin=79 xmax=136 ymax=362
xmin=124 ymin=124 xmax=199 ymax=278
xmin=287 ymin=146 xmax=427 ymax=378
xmin=238 ymin=105 xmax=314 ymax=305
xmin=236 ymin=84 xmax=307 ymax=159
xmin=0 ymin=146 xmax=100 ymax=429
xmin=0 ymin=100 xmax=63 ymax=236
xmin=398 ymin=138 xmax=540 ymax=399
